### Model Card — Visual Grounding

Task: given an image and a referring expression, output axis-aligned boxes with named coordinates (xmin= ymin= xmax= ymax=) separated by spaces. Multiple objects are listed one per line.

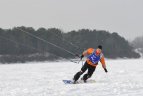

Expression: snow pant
xmin=73 ymin=61 xmax=96 ymax=82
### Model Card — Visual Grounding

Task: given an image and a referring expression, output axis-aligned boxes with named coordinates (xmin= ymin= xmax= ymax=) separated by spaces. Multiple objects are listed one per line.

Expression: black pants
xmin=73 ymin=61 xmax=96 ymax=81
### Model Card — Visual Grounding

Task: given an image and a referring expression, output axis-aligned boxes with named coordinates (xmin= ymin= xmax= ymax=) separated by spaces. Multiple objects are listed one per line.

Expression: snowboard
xmin=62 ymin=79 xmax=96 ymax=84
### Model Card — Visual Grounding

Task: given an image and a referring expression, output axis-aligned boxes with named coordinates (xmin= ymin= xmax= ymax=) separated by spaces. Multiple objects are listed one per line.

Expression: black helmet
xmin=98 ymin=45 xmax=102 ymax=50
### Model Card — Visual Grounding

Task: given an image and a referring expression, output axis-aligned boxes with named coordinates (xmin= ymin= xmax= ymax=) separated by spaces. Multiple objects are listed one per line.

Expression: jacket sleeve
xmin=100 ymin=55 xmax=106 ymax=69
xmin=82 ymin=48 xmax=94 ymax=56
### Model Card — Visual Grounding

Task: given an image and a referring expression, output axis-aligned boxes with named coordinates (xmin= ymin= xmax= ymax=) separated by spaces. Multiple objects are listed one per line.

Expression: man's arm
xmin=100 ymin=56 xmax=108 ymax=73
xmin=81 ymin=48 xmax=94 ymax=59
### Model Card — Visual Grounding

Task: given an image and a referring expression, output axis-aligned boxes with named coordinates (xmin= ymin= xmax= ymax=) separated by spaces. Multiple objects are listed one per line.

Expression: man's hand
xmin=80 ymin=55 xmax=84 ymax=60
xmin=104 ymin=68 xmax=108 ymax=73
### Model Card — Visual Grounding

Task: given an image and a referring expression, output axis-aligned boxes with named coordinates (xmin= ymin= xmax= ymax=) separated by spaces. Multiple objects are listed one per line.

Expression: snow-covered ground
xmin=0 ymin=59 xmax=143 ymax=96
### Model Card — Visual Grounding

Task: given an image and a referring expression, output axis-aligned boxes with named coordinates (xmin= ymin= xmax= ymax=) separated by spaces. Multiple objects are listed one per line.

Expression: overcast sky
xmin=0 ymin=0 xmax=143 ymax=41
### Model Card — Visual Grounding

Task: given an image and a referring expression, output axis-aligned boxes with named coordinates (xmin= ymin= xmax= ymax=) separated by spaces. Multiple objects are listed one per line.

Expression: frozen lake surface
xmin=0 ymin=59 xmax=143 ymax=96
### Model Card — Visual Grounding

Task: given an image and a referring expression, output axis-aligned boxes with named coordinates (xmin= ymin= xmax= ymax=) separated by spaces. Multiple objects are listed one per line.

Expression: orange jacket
xmin=82 ymin=48 xmax=106 ymax=68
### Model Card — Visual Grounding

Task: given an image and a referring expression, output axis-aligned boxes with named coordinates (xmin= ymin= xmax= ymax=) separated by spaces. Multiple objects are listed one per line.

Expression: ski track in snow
xmin=0 ymin=59 xmax=143 ymax=96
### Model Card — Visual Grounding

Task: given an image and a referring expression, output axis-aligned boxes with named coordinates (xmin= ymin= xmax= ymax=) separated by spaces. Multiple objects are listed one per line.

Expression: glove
xmin=80 ymin=55 xmax=84 ymax=60
xmin=104 ymin=68 xmax=108 ymax=73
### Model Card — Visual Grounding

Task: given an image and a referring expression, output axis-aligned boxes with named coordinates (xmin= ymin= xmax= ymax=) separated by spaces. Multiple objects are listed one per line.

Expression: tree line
xmin=0 ymin=26 xmax=140 ymax=63
xmin=132 ymin=36 xmax=143 ymax=56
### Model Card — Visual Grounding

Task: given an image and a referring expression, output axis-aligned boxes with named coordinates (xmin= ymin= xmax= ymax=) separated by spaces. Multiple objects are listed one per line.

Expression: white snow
xmin=0 ymin=59 xmax=143 ymax=96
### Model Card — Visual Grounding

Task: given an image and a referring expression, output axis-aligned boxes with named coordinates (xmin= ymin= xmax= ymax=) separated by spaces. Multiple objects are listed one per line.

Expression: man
xmin=73 ymin=45 xmax=108 ymax=83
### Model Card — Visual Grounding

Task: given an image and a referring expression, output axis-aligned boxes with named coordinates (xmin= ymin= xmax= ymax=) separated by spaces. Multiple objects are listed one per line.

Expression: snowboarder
xmin=73 ymin=45 xmax=108 ymax=83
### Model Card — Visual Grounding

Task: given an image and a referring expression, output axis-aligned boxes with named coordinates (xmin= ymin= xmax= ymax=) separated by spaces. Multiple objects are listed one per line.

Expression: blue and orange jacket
xmin=82 ymin=48 xmax=106 ymax=68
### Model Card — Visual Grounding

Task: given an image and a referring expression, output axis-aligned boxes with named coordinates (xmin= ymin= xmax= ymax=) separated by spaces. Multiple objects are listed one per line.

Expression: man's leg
xmin=73 ymin=62 xmax=88 ymax=82
xmin=82 ymin=65 xmax=96 ymax=82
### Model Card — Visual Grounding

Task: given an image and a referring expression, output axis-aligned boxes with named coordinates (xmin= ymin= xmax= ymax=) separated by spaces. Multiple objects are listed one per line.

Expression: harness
xmin=87 ymin=50 xmax=101 ymax=64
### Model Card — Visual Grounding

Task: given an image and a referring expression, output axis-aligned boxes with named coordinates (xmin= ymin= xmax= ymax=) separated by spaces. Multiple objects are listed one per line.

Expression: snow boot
xmin=82 ymin=74 xmax=88 ymax=83
xmin=73 ymin=71 xmax=82 ymax=83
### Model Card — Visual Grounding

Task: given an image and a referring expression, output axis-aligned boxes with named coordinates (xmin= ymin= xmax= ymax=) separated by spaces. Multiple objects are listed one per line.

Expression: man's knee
xmin=87 ymin=75 xmax=92 ymax=78
xmin=87 ymin=73 xmax=93 ymax=78
xmin=78 ymin=71 xmax=84 ymax=75
xmin=75 ymin=71 xmax=83 ymax=77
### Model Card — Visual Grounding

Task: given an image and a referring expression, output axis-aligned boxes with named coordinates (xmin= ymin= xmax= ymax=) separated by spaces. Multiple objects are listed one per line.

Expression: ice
xmin=0 ymin=59 xmax=143 ymax=96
